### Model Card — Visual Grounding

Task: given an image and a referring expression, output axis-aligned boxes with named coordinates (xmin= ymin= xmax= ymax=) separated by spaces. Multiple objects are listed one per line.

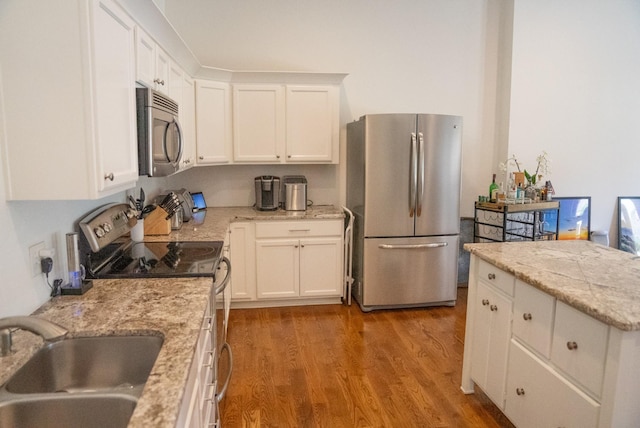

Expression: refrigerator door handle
xmin=378 ymin=243 xmax=448 ymax=249
xmin=410 ymin=132 xmax=417 ymax=217
xmin=417 ymin=132 xmax=425 ymax=217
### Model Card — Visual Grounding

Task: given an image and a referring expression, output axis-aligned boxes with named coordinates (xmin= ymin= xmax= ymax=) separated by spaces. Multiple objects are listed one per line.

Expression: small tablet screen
xmin=191 ymin=192 xmax=207 ymax=211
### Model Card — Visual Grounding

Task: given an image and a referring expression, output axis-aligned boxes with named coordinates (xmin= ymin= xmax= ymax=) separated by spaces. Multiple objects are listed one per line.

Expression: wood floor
xmin=220 ymin=287 xmax=514 ymax=428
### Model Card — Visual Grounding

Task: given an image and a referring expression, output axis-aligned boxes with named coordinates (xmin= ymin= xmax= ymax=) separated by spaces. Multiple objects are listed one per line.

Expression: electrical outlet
xmin=29 ymin=242 xmax=46 ymax=277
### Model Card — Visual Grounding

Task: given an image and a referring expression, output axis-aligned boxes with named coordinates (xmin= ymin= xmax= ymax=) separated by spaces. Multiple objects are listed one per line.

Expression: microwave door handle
xmin=409 ymin=133 xmax=417 ymax=217
xmin=162 ymin=117 xmax=184 ymax=163
xmin=172 ymin=115 xmax=184 ymax=164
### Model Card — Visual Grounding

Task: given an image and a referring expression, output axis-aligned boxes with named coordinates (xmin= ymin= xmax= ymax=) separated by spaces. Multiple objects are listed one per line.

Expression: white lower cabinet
xmin=230 ymin=219 xmax=343 ymax=306
xmin=177 ymin=299 xmax=215 ymax=428
xmin=505 ymin=340 xmax=599 ymax=428
xmin=255 ymin=220 xmax=343 ymax=299
xmin=462 ymin=254 xmax=640 ymax=427
xmin=469 ymin=269 xmax=513 ymax=409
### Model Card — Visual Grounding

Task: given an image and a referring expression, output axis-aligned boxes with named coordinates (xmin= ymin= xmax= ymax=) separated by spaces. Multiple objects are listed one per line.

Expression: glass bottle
xmin=489 ymin=174 xmax=499 ymax=202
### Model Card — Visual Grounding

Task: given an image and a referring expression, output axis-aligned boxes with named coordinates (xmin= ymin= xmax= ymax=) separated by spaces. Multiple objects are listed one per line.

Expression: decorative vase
xmin=524 ymin=185 xmax=537 ymax=201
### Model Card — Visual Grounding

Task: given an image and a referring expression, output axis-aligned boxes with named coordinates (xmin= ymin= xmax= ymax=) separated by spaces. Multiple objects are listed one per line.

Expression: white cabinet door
xmin=154 ymin=47 xmax=171 ymax=95
xmin=232 ymin=84 xmax=285 ymax=163
xmin=299 ymin=237 xmax=343 ymax=297
xmin=135 ymin=26 xmax=156 ymax=88
xmin=92 ymin=0 xmax=139 ymax=194
xmin=229 ymin=223 xmax=256 ymax=301
xmin=286 ymin=85 xmax=338 ymax=163
xmin=255 ymin=239 xmax=299 ymax=298
xmin=180 ymin=75 xmax=196 ymax=170
xmin=470 ymin=281 xmax=512 ymax=409
xmin=1 ymin=0 xmax=138 ymax=199
xmin=505 ymin=339 xmax=599 ymax=428
xmin=196 ymin=80 xmax=232 ymax=165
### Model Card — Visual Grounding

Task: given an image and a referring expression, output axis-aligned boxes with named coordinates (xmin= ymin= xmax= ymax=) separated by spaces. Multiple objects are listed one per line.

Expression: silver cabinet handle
xmin=523 ymin=313 xmax=532 ymax=321
xmin=488 ymin=273 xmax=496 ymax=280
xmin=104 ymin=172 xmax=114 ymax=181
xmin=378 ymin=243 xmax=448 ymax=250
xmin=482 ymin=299 xmax=490 ymax=306
xmin=153 ymin=78 xmax=165 ymax=85
xmin=567 ymin=341 xmax=578 ymax=350
xmin=199 ymin=155 xmax=204 ymax=160
xmin=516 ymin=388 xmax=525 ymax=396
xmin=490 ymin=304 xmax=498 ymax=312
xmin=276 ymin=155 xmax=280 ymax=159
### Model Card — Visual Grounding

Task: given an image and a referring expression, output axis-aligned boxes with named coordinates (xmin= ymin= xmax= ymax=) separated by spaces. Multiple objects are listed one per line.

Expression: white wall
xmin=508 ymin=0 xmax=640 ymax=242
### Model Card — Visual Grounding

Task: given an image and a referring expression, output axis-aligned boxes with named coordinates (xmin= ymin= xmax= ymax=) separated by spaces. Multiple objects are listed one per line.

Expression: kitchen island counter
xmin=464 ymin=240 xmax=640 ymax=331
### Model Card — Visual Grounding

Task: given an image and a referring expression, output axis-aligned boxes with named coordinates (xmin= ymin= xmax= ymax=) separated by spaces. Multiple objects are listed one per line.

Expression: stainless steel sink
xmin=4 ymin=335 xmax=163 ymax=394
xmin=0 ymin=395 xmax=138 ymax=428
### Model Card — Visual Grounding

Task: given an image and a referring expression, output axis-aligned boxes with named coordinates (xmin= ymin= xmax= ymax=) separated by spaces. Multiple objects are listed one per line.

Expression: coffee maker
xmin=254 ymin=176 xmax=280 ymax=210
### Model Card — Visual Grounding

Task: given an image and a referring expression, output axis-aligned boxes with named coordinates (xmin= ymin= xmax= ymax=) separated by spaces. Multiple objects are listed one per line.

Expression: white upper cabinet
xmin=180 ymin=75 xmax=197 ymax=170
xmin=0 ymin=0 xmax=138 ymax=200
xmin=232 ymin=84 xmax=285 ymax=163
xmin=286 ymin=85 xmax=339 ymax=163
xmin=231 ymin=83 xmax=340 ymax=164
xmin=195 ymin=80 xmax=232 ymax=165
xmin=135 ymin=26 xmax=170 ymax=95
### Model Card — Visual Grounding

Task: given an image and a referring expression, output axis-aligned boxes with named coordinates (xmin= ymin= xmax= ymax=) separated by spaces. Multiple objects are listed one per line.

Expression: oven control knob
xmin=94 ymin=226 xmax=105 ymax=238
xmin=102 ymin=223 xmax=113 ymax=233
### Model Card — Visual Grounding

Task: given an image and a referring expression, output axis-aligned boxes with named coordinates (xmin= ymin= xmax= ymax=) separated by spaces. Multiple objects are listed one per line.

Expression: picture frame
xmin=543 ymin=197 xmax=591 ymax=240
xmin=617 ymin=197 xmax=640 ymax=255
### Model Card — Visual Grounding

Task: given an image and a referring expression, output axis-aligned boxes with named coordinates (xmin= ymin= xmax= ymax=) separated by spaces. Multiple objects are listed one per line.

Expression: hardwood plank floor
xmin=221 ymin=287 xmax=514 ymax=428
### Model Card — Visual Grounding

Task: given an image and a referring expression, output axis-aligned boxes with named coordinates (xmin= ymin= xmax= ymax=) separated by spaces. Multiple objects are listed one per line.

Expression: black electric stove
xmin=85 ymin=240 xmax=223 ymax=279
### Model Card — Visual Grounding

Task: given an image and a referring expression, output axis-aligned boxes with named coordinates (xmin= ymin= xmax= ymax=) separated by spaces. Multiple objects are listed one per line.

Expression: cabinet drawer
xmin=551 ymin=301 xmax=608 ymax=398
xmin=505 ymin=340 xmax=599 ymax=428
xmin=477 ymin=259 xmax=515 ymax=296
xmin=513 ymin=280 xmax=555 ymax=358
xmin=255 ymin=220 xmax=342 ymax=238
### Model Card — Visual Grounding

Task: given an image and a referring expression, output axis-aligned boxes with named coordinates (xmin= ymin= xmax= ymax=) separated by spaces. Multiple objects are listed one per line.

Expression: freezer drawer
xmin=358 ymin=235 xmax=459 ymax=309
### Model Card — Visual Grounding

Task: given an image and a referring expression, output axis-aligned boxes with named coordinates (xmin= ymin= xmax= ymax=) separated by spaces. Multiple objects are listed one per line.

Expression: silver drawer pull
xmin=104 ymin=172 xmax=115 ymax=181
xmin=289 ymin=229 xmax=311 ymax=232
xmin=487 ymin=273 xmax=496 ymax=280
xmin=516 ymin=388 xmax=525 ymax=396
xmin=567 ymin=341 xmax=578 ymax=350
xmin=482 ymin=299 xmax=490 ymax=306
xmin=490 ymin=305 xmax=498 ymax=312
xmin=523 ymin=313 xmax=532 ymax=321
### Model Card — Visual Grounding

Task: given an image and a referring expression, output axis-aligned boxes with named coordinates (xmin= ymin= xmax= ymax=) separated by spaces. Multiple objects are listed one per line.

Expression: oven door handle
xmin=214 ymin=257 xmax=231 ymax=296
xmin=216 ymin=342 xmax=233 ymax=403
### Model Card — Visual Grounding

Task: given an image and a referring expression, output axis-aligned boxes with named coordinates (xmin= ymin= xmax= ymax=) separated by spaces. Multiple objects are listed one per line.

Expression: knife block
xmin=143 ymin=207 xmax=171 ymax=235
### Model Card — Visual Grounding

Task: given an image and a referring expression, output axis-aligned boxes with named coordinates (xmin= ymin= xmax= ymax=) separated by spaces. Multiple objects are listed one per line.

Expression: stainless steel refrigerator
xmin=346 ymin=114 xmax=462 ymax=311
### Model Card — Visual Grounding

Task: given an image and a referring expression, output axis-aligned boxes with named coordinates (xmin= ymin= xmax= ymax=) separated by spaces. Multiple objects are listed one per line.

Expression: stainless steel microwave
xmin=136 ymin=88 xmax=183 ymax=177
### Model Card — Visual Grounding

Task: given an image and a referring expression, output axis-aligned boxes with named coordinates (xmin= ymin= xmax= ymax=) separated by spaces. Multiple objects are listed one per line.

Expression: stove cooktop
xmin=85 ymin=240 xmax=223 ymax=279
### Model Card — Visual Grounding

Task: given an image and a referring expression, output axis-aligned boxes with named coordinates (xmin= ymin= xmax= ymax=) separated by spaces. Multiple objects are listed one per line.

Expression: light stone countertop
xmin=464 ymin=240 xmax=640 ymax=331
xmin=0 ymin=205 xmax=345 ymax=427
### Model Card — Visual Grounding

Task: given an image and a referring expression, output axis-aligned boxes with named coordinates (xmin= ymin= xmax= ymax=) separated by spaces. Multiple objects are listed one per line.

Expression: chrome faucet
xmin=0 ymin=316 xmax=68 ymax=356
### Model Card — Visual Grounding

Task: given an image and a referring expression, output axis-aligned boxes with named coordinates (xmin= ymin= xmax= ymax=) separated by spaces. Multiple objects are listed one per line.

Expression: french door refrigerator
xmin=347 ymin=114 xmax=462 ymax=311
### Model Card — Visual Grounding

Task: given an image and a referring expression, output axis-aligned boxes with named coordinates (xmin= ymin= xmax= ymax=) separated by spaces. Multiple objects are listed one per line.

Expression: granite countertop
xmin=0 ymin=277 xmax=212 ymax=428
xmin=0 ymin=205 xmax=345 ymax=427
xmin=143 ymin=205 xmax=345 ymax=242
xmin=464 ymin=240 xmax=640 ymax=331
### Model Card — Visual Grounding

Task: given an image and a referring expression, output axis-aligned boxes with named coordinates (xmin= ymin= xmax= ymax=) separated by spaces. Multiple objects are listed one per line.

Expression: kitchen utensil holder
xmin=144 ymin=207 xmax=171 ymax=235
